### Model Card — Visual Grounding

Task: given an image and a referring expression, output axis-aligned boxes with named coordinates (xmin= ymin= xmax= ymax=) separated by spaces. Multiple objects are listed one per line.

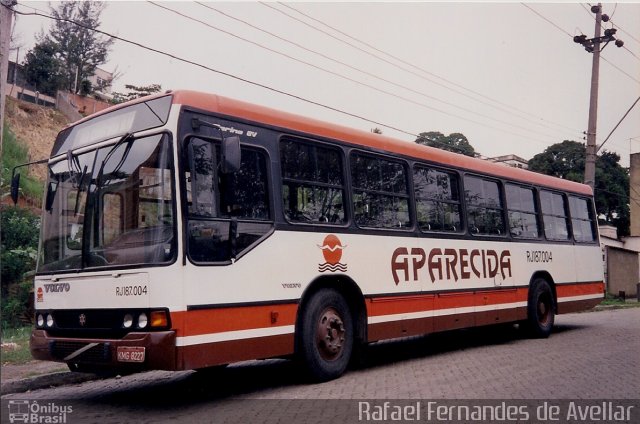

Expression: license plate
xmin=117 ymin=346 xmax=145 ymax=363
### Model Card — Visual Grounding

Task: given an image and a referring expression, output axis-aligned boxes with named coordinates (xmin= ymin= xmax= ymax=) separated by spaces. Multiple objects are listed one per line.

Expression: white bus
xmin=13 ymin=91 xmax=603 ymax=381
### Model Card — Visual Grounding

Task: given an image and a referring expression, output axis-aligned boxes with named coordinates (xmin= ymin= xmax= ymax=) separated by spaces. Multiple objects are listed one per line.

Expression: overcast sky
xmin=11 ymin=1 xmax=640 ymax=167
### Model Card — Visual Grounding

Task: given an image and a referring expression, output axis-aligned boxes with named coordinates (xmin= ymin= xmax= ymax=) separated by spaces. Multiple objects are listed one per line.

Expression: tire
xmin=525 ymin=279 xmax=555 ymax=338
xmin=298 ymin=289 xmax=353 ymax=382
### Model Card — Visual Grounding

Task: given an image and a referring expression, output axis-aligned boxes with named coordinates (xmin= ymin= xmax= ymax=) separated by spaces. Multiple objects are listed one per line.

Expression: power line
xmin=6 ymin=4 xmax=422 ymax=140
xmin=267 ymin=1 xmax=585 ymax=137
xmin=601 ymin=56 xmax=640 ymax=84
xmin=597 ymin=96 xmax=640 ymax=153
xmin=148 ymin=1 xmax=562 ymax=148
xmin=610 ymin=19 xmax=640 ymax=46
xmin=191 ymin=1 xmax=574 ymax=144
xmin=523 ymin=3 xmax=640 ymax=86
xmin=10 ymin=4 xmax=488 ymax=157
xmin=521 ymin=3 xmax=573 ymax=37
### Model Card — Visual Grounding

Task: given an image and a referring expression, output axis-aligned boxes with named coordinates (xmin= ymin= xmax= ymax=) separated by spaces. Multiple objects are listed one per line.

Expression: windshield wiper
xmin=96 ymin=132 xmax=134 ymax=189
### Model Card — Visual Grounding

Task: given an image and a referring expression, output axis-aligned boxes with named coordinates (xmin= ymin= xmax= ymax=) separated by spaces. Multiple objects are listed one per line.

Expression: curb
xmin=1 ymin=371 xmax=102 ymax=396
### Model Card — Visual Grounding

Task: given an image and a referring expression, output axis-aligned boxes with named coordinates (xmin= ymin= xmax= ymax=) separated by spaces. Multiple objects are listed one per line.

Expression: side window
xmin=413 ymin=166 xmax=461 ymax=232
xmin=280 ymin=139 xmax=346 ymax=224
xmin=350 ymin=153 xmax=411 ymax=229
xmin=184 ymin=137 xmax=272 ymax=263
xmin=464 ymin=175 xmax=505 ymax=236
xmin=540 ymin=190 xmax=570 ymax=241
xmin=506 ymin=184 xmax=540 ymax=239
xmin=569 ymin=196 xmax=596 ymax=242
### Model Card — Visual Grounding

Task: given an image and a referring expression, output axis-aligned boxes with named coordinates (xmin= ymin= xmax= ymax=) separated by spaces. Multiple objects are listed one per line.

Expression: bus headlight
xmin=137 ymin=312 xmax=148 ymax=329
xmin=123 ymin=314 xmax=133 ymax=328
xmin=46 ymin=314 xmax=54 ymax=327
xmin=37 ymin=314 xmax=44 ymax=327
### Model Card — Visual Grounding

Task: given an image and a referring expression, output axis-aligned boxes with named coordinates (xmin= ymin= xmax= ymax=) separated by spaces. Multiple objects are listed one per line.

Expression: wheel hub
xmin=317 ymin=307 xmax=346 ymax=361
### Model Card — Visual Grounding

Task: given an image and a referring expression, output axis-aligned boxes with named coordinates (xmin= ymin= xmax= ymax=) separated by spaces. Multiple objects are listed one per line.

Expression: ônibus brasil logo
xmin=317 ymin=234 xmax=347 ymax=273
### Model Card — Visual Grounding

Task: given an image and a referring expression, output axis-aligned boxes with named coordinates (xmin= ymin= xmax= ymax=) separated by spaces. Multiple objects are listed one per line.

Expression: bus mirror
xmin=45 ymin=182 xmax=58 ymax=212
xmin=10 ymin=173 xmax=20 ymax=205
xmin=221 ymin=135 xmax=241 ymax=174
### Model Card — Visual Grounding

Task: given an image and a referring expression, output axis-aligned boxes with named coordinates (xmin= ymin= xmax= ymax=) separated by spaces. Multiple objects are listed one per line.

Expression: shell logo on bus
xmin=317 ymin=234 xmax=348 ymax=273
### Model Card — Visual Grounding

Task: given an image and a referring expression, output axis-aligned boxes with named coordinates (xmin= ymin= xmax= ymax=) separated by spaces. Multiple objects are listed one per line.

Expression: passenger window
xmin=506 ymin=184 xmax=540 ymax=239
xmin=464 ymin=176 xmax=505 ymax=236
xmin=540 ymin=190 xmax=570 ymax=241
xmin=569 ymin=196 xmax=596 ymax=242
xmin=350 ymin=153 xmax=411 ymax=229
xmin=280 ymin=139 xmax=346 ymax=224
xmin=184 ymin=137 xmax=272 ymax=263
xmin=413 ymin=166 xmax=461 ymax=232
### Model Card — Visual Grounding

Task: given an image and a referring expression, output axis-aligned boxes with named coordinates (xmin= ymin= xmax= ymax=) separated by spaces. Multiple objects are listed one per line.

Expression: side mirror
xmin=221 ymin=135 xmax=241 ymax=174
xmin=45 ymin=182 xmax=58 ymax=212
xmin=9 ymin=158 xmax=49 ymax=205
xmin=10 ymin=173 xmax=20 ymax=205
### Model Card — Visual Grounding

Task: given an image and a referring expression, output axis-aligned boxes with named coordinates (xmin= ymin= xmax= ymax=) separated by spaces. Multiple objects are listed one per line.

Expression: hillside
xmin=5 ymin=97 xmax=70 ymax=181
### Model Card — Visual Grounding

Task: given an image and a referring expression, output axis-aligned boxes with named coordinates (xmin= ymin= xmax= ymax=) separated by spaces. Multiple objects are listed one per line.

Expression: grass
xmin=1 ymin=123 xmax=44 ymax=202
xmin=598 ymin=293 xmax=640 ymax=307
xmin=600 ymin=293 xmax=627 ymax=305
xmin=0 ymin=326 xmax=33 ymax=365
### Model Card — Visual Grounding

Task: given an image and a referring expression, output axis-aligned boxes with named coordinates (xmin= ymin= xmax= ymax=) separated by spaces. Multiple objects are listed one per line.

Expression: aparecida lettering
xmin=391 ymin=248 xmax=512 ymax=285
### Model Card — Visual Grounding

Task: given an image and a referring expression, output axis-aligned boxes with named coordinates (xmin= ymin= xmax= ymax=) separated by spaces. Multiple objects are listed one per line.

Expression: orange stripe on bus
xmin=170 ymin=282 xmax=602 ymax=338
xmin=556 ymin=281 xmax=604 ymax=297
xmin=171 ymin=303 xmax=298 ymax=337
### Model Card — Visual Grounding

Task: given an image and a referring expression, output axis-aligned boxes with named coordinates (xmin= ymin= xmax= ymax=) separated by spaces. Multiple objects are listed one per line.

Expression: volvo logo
xmin=79 ymin=314 xmax=87 ymax=326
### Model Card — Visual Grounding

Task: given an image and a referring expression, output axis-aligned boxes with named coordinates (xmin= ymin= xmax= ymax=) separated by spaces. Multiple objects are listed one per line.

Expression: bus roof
xmin=172 ymin=90 xmax=591 ymax=197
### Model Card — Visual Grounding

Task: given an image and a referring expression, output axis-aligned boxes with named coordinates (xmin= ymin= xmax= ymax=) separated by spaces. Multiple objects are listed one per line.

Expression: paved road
xmin=2 ymin=308 xmax=639 ymax=423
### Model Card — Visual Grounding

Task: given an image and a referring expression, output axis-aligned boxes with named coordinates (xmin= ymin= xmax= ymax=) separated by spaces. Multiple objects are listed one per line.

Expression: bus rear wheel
xmin=298 ymin=289 xmax=353 ymax=382
xmin=525 ymin=279 xmax=555 ymax=338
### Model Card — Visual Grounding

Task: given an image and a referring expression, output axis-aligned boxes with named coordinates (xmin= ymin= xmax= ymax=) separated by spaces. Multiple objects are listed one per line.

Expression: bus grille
xmin=50 ymin=341 xmax=111 ymax=363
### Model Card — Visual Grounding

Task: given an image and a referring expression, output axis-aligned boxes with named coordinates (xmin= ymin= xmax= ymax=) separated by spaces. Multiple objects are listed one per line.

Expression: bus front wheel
xmin=298 ymin=289 xmax=353 ymax=382
xmin=525 ymin=279 xmax=555 ymax=338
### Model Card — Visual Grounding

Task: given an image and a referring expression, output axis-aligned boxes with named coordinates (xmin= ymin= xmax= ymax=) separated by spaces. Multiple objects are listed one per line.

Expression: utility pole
xmin=573 ymin=3 xmax=624 ymax=191
xmin=584 ymin=5 xmax=601 ymax=191
xmin=0 ymin=0 xmax=17 ymax=159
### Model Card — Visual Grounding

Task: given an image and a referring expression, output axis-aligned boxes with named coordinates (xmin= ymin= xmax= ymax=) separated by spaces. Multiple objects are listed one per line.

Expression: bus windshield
xmin=38 ymin=133 xmax=176 ymax=273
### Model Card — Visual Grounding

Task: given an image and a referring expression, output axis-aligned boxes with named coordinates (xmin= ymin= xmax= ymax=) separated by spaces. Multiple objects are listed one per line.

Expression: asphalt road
xmin=2 ymin=308 xmax=639 ymax=423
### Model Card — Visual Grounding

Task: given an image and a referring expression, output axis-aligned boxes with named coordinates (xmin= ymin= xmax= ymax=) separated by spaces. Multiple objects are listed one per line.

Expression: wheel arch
xmin=296 ymin=275 xmax=367 ymax=353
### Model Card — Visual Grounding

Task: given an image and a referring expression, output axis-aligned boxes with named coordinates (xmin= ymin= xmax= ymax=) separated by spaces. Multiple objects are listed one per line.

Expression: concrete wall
xmin=606 ymin=246 xmax=639 ymax=297
xmin=631 ymin=153 xmax=640 ymax=237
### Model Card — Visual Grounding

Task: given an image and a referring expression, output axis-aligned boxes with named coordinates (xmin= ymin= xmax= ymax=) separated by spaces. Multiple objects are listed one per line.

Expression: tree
xmin=528 ymin=140 xmax=630 ymax=237
xmin=22 ymin=38 xmax=64 ymax=96
xmin=415 ymin=131 xmax=476 ymax=157
xmin=111 ymin=84 xmax=163 ymax=104
xmin=45 ymin=1 xmax=113 ymax=94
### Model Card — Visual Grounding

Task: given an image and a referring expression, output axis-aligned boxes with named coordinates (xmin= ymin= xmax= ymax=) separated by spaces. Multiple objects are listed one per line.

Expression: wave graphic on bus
xmin=318 ymin=262 xmax=348 ymax=272
xmin=318 ymin=234 xmax=348 ymax=272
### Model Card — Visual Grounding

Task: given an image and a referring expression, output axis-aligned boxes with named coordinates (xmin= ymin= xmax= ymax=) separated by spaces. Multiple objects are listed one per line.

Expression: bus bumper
xmin=30 ymin=329 xmax=177 ymax=372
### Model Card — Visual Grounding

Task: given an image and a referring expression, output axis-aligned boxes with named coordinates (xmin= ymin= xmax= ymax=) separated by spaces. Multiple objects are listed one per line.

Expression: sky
xmin=10 ymin=1 xmax=640 ymax=168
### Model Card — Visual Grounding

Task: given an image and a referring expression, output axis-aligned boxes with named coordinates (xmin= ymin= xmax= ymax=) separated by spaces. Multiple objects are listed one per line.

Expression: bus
xmin=12 ymin=90 xmax=604 ymax=382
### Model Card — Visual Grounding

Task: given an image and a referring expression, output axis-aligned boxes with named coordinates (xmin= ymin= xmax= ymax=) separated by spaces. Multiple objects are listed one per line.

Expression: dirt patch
xmin=1 ymin=360 xmax=68 ymax=383
xmin=5 ymin=97 xmax=70 ymax=181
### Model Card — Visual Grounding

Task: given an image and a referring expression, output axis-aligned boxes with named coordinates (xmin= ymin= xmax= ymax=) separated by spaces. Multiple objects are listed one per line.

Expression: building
xmin=88 ymin=67 xmax=114 ymax=101
xmin=599 ymin=152 xmax=640 ymax=298
xmin=486 ymin=154 xmax=529 ymax=169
